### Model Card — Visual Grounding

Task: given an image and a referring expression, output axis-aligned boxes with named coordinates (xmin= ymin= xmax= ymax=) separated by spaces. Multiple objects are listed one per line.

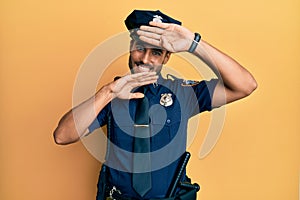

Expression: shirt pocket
xmin=111 ymin=117 xmax=134 ymax=152
xmin=150 ymin=112 xmax=181 ymax=151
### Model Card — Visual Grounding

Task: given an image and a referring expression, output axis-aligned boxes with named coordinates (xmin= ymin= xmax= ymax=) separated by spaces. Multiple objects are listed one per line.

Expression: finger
xmin=128 ymin=71 xmax=157 ymax=79
xmin=135 ymin=71 xmax=157 ymax=77
xmin=127 ymin=72 xmax=158 ymax=82
xmin=130 ymin=78 xmax=158 ymax=89
xmin=129 ymin=92 xmax=144 ymax=99
xmin=138 ymin=75 xmax=159 ymax=82
xmin=122 ymin=72 xmax=154 ymax=83
xmin=138 ymin=36 xmax=161 ymax=47
xmin=131 ymin=77 xmax=158 ymax=86
xmin=149 ymin=21 xmax=170 ymax=29
xmin=136 ymin=30 xmax=161 ymax=40
xmin=122 ymin=76 xmax=158 ymax=90
xmin=139 ymin=25 xmax=165 ymax=34
xmin=133 ymin=77 xmax=158 ymax=84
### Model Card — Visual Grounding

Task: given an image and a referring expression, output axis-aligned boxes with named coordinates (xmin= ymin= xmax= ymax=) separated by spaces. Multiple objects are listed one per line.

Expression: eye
xmin=135 ymin=45 xmax=145 ymax=52
xmin=152 ymin=50 xmax=162 ymax=56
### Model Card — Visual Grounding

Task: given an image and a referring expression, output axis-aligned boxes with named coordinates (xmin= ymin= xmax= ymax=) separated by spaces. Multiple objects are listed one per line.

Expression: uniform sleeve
xmin=191 ymin=78 xmax=219 ymax=115
xmin=88 ymin=103 xmax=111 ymax=133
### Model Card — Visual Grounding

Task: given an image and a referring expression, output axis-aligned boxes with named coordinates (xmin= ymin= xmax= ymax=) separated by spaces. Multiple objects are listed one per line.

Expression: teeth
xmin=136 ymin=64 xmax=151 ymax=72
xmin=138 ymin=65 xmax=149 ymax=68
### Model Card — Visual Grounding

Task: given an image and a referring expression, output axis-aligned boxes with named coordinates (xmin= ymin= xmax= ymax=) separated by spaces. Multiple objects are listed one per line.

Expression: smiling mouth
xmin=135 ymin=63 xmax=154 ymax=72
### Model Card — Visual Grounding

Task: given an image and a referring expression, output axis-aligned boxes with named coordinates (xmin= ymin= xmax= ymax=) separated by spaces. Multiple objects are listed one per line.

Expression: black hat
xmin=125 ymin=10 xmax=182 ymax=30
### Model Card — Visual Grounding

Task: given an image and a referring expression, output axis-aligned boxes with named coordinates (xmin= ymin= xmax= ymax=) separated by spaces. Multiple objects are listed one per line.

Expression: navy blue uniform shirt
xmin=89 ymin=75 xmax=218 ymax=199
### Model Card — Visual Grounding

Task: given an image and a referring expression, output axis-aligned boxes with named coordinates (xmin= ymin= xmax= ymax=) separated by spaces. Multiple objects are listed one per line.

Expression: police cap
xmin=125 ymin=10 xmax=182 ymax=30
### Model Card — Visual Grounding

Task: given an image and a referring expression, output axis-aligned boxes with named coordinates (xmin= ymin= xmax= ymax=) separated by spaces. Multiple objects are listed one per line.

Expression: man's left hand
xmin=137 ymin=21 xmax=194 ymax=53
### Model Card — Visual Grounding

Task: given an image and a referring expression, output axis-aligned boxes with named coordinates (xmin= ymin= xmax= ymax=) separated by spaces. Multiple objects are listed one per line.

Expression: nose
xmin=142 ymin=50 xmax=152 ymax=64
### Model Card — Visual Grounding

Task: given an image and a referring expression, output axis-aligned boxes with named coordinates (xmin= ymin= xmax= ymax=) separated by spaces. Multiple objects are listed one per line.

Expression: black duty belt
xmin=106 ymin=185 xmax=198 ymax=200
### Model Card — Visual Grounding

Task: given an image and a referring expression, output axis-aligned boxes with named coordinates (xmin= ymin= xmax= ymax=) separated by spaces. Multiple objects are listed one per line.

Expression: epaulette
xmin=166 ymin=74 xmax=181 ymax=81
xmin=167 ymin=74 xmax=200 ymax=86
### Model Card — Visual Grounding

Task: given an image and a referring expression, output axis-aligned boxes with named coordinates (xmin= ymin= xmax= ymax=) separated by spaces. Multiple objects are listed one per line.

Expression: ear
xmin=162 ymin=52 xmax=171 ymax=64
xmin=130 ymin=39 xmax=135 ymax=51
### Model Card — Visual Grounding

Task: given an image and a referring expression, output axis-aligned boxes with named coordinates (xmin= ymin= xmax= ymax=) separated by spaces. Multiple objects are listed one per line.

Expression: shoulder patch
xmin=181 ymin=79 xmax=200 ymax=86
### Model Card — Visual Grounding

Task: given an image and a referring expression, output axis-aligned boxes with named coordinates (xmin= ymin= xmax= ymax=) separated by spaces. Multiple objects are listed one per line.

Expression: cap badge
xmin=160 ymin=93 xmax=173 ymax=107
xmin=152 ymin=15 xmax=163 ymax=23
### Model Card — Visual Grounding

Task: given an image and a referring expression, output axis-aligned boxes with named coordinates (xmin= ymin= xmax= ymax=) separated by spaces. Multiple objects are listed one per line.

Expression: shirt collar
xmin=146 ymin=74 xmax=164 ymax=95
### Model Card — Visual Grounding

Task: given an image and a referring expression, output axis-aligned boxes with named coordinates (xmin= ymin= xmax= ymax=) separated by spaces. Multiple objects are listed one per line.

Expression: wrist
xmin=188 ymin=32 xmax=201 ymax=53
xmin=95 ymin=85 xmax=114 ymax=103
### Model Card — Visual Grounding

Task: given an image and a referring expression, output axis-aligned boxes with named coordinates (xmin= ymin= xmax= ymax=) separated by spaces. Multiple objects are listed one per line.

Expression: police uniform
xmin=88 ymin=10 xmax=219 ymax=200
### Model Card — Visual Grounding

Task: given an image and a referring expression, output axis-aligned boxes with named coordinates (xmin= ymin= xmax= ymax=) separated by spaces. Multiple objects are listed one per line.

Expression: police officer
xmin=53 ymin=10 xmax=257 ymax=200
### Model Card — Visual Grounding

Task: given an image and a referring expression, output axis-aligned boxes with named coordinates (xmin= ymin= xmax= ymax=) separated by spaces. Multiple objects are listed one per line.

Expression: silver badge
xmin=152 ymin=15 xmax=163 ymax=23
xmin=160 ymin=93 xmax=173 ymax=107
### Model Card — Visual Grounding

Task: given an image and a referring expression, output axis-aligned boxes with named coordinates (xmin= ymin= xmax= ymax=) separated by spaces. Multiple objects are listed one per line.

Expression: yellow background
xmin=1 ymin=0 xmax=299 ymax=200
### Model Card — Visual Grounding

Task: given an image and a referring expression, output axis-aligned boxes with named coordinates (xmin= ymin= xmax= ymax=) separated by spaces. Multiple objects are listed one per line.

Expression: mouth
xmin=135 ymin=63 xmax=154 ymax=72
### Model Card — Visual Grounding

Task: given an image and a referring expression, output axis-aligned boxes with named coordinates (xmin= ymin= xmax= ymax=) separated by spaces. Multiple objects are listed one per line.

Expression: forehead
xmin=131 ymin=39 xmax=165 ymax=51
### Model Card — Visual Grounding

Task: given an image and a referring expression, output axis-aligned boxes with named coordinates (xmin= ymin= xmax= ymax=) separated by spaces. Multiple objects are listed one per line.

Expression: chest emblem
xmin=160 ymin=93 xmax=173 ymax=107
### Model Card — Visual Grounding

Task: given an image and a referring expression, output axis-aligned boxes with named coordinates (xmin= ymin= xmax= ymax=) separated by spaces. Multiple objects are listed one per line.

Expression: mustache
xmin=135 ymin=62 xmax=153 ymax=68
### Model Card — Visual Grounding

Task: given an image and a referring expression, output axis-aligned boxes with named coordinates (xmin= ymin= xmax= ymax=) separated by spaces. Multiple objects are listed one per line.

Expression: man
xmin=53 ymin=10 xmax=257 ymax=200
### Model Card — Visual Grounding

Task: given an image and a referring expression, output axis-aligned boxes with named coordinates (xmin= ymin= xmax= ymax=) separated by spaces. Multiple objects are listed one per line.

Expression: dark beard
xmin=128 ymin=55 xmax=134 ymax=73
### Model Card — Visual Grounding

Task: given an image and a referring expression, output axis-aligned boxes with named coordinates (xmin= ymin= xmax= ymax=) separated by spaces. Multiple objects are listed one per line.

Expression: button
xmin=166 ymin=119 xmax=171 ymax=123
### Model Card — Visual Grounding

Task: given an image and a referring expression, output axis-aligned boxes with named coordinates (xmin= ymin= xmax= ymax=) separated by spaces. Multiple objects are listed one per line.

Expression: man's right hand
xmin=53 ymin=71 xmax=158 ymax=145
xmin=106 ymin=71 xmax=158 ymax=100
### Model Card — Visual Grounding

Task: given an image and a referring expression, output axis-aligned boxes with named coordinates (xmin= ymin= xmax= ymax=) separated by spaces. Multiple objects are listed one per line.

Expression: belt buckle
xmin=106 ymin=186 xmax=121 ymax=200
